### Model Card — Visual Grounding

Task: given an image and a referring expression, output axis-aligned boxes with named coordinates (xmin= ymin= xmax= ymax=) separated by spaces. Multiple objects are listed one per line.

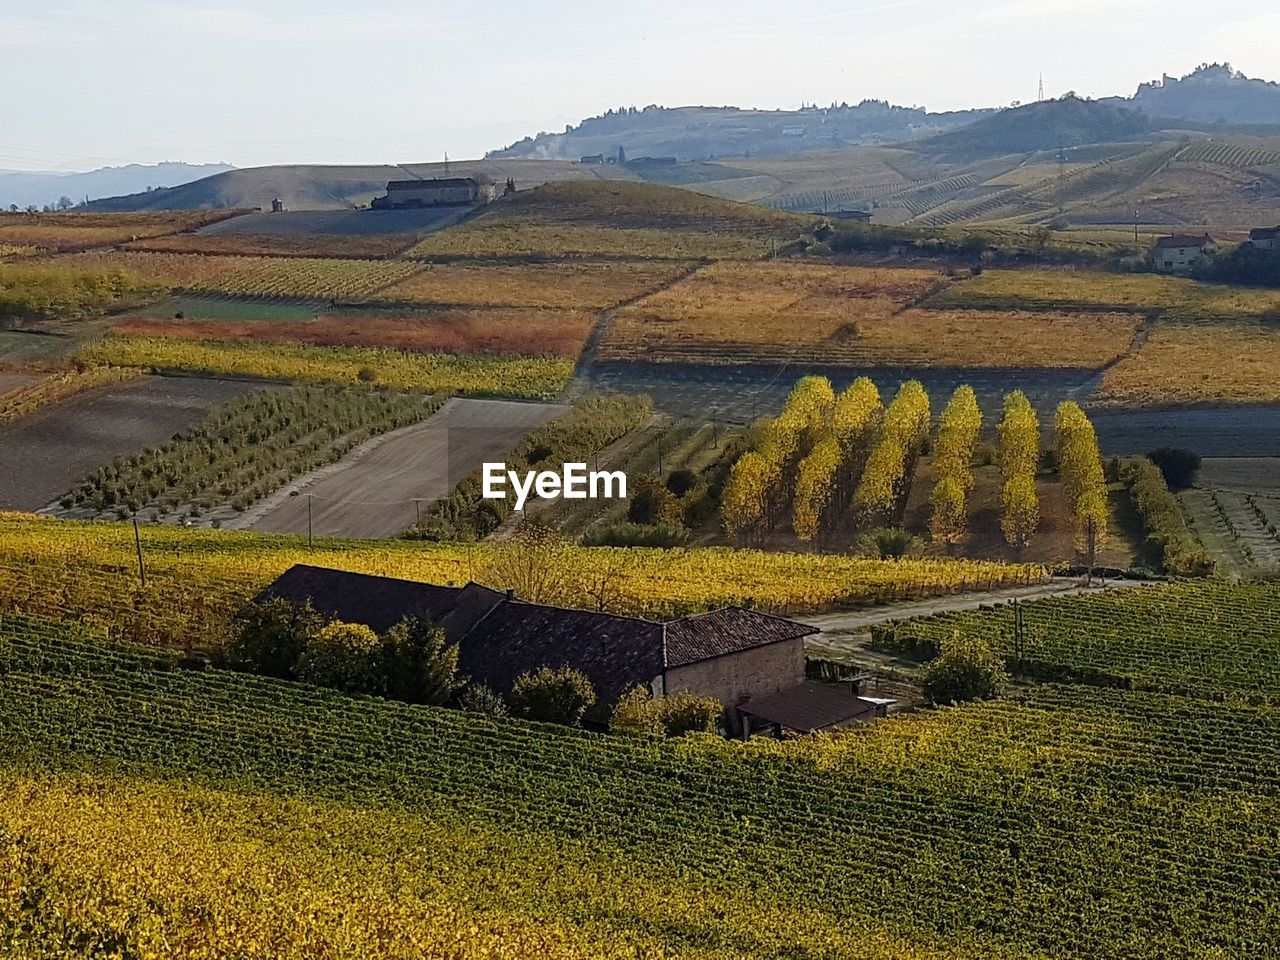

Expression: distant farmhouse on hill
xmin=258 ymin=565 xmax=891 ymax=735
xmin=1152 ymin=233 xmax=1215 ymax=272
xmin=371 ymin=176 xmax=497 ymax=210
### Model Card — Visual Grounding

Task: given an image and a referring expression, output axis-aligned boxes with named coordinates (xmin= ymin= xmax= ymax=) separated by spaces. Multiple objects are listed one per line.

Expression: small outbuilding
xmin=1249 ymin=226 xmax=1280 ymax=251
xmin=739 ymin=678 xmax=895 ymax=738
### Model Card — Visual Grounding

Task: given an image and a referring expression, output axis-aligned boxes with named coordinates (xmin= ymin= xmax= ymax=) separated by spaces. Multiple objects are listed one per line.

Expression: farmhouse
xmin=259 ymin=565 xmax=835 ymax=731
xmin=1249 ymin=225 xmax=1280 ymax=250
xmin=370 ymin=177 xmax=497 ymax=210
xmin=1152 ymin=233 xmax=1214 ymax=271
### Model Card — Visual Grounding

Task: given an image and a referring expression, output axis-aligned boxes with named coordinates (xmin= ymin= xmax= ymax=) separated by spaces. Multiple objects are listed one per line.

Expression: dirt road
xmin=800 ymin=576 xmax=1150 ymax=636
xmin=243 ymin=397 xmax=567 ymax=539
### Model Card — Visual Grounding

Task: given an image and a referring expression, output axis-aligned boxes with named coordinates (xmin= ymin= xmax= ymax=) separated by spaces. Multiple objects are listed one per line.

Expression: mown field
xmin=0 ymin=607 xmax=1274 ymax=958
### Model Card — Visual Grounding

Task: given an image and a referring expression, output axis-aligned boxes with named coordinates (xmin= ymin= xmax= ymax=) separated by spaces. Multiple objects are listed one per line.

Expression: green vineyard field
xmin=0 ymin=613 xmax=1276 ymax=958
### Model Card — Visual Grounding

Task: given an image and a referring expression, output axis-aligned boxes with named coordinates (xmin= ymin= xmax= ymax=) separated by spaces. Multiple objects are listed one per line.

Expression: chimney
xmin=505 ymin=588 xmax=515 ymax=601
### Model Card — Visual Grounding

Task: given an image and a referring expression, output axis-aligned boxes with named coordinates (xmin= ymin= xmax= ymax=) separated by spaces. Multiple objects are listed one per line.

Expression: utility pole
xmin=307 ymin=495 xmax=314 ymax=548
xmin=443 ymin=151 xmax=450 ymax=175
xmin=413 ymin=498 xmax=423 ymax=536
xmin=132 ymin=517 xmax=147 ymax=588
xmin=1038 ymin=73 xmax=1045 ymax=102
xmin=1134 ymin=209 xmax=1140 ymax=244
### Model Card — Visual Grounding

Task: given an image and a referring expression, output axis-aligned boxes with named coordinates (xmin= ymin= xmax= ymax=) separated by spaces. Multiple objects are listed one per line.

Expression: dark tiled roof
xmin=386 ymin=178 xmax=479 ymax=190
xmin=663 ymin=607 xmax=817 ymax=668
xmin=740 ymin=681 xmax=883 ymax=732
xmin=256 ymin=567 xmax=816 ymax=706
xmin=1154 ymin=233 xmax=1214 ymax=249
xmin=458 ymin=600 xmax=664 ymax=707
xmin=255 ymin=565 xmax=464 ymax=634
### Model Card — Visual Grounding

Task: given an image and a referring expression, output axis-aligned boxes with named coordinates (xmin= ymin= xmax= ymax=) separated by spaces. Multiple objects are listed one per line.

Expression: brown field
xmin=604 ymin=301 xmax=1141 ymax=368
xmin=113 ymin=308 xmax=596 ymax=359
xmin=378 ymin=260 xmax=694 ymax=310
xmin=0 ymin=211 xmax=243 ymax=252
xmin=242 ymin=397 xmax=568 ymax=539
xmin=601 ymin=261 xmax=953 ymax=363
xmin=123 ymin=232 xmax=420 ymax=260
xmin=1096 ymin=323 xmax=1280 ymax=407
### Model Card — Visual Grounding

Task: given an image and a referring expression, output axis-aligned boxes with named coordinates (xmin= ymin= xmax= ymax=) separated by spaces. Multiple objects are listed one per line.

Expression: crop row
xmin=0 ymin=513 xmax=1047 ymax=648
xmin=60 ymin=386 xmax=444 ymax=520
xmin=876 ymin=580 xmax=1280 ymax=702
xmin=0 ymin=613 xmax=1276 ymax=958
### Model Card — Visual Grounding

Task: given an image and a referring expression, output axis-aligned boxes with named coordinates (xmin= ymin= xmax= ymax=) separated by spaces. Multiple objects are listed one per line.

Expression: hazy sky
xmin=2 ymin=0 xmax=1277 ymax=171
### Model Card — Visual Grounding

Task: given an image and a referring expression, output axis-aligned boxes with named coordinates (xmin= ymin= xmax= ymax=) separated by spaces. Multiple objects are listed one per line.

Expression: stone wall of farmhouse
xmin=662 ymin=638 xmax=805 ymax=712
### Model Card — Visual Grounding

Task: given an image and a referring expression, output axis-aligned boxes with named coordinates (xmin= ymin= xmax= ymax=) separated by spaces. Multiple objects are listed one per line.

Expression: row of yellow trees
xmin=852 ymin=381 xmax=932 ymax=521
xmin=792 ymin=377 xmax=883 ymax=541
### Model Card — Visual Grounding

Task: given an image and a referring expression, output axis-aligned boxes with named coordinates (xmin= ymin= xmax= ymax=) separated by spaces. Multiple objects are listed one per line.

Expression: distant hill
xmin=487 ymin=102 xmax=993 ymax=162
xmin=84 ymin=159 xmax=634 ymax=212
xmin=0 ymin=162 xmax=234 ymax=211
xmin=1102 ymin=63 xmax=1280 ymax=126
xmin=913 ymin=97 xmax=1152 ymax=161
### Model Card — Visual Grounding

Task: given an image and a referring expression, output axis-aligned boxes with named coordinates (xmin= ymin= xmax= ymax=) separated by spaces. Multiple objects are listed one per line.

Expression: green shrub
xmin=582 ymin=521 xmax=688 ymax=548
xmin=296 ymin=621 xmax=385 ymax=695
xmin=380 ymin=616 xmax=466 ymax=705
xmin=920 ymin=633 xmax=1007 ymax=705
xmin=610 ymin=686 xmax=723 ymax=737
xmin=227 ymin=597 xmax=326 ymax=680
xmin=626 ymin=478 xmax=682 ymax=526
xmin=665 ymin=468 xmax=698 ymax=497
xmin=1122 ymin=457 xmax=1214 ymax=577
xmin=458 ymin=683 xmax=509 ymax=717
xmin=859 ymin=527 xmax=916 ymax=559
xmin=1146 ymin=447 xmax=1201 ymax=491
xmin=510 ymin=666 xmax=597 ymax=725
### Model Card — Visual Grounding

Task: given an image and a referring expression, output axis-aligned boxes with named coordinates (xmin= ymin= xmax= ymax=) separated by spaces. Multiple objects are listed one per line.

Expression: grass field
xmin=0 ymin=329 xmax=78 ymax=362
xmin=1096 ymin=324 xmax=1280 ymax=407
xmin=379 ymin=260 xmax=695 ymax=310
xmin=113 ymin=307 xmax=597 ymax=359
xmin=0 ymin=614 xmax=1274 ymax=958
xmin=0 ymin=210 xmax=242 ymax=252
xmin=931 ymin=268 xmax=1280 ymax=320
xmin=80 ymin=337 xmax=575 ymax=398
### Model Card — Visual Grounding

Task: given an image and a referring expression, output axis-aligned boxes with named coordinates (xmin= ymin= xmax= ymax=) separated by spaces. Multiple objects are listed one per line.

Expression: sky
xmin=1 ymin=0 xmax=1278 ymax=171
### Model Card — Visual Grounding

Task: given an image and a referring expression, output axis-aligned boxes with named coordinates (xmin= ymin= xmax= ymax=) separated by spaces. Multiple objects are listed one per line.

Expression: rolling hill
xmin=0 ymin=162 xmax=234 ymax=211
xmin=85 ymin=159 xmax=637 ymax=212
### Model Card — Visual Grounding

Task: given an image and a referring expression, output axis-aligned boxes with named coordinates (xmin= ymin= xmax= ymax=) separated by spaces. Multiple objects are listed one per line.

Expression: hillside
xmin=85 ymin=159 xmax=635 ymax=212
xmin=0 ymin=162 xmax=234 ymax=210
xmin=1103 ymin=62 xmax=1280 ymax=126
xmin=488 ymin=102 xmax=993 ymax=162
xmin=913 ymin=97 xmax=1152 ymax=161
